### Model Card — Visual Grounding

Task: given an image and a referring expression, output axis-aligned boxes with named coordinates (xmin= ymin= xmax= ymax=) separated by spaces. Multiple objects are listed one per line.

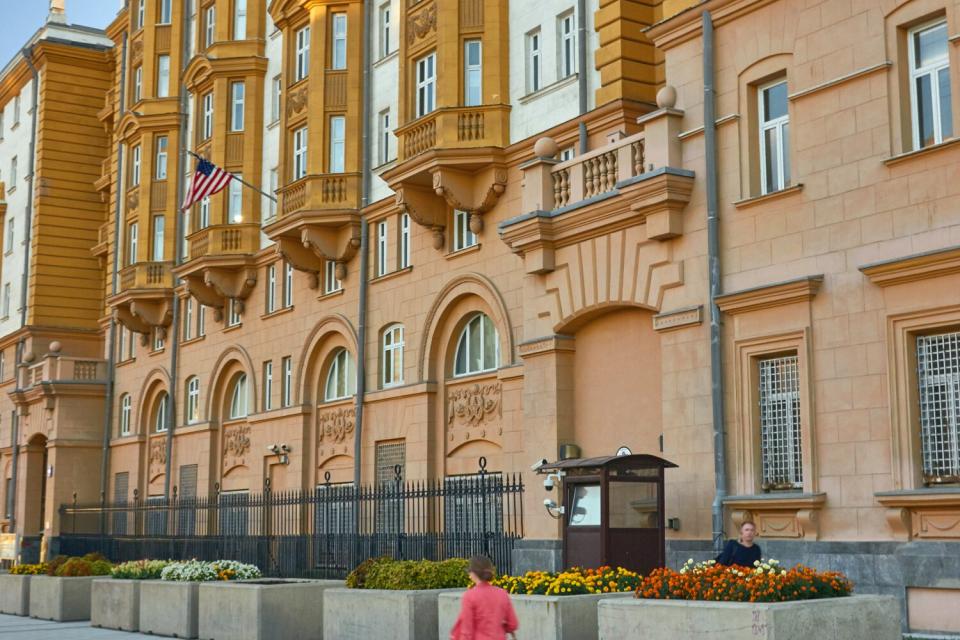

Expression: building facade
xmin=2 ymin=0 xmax=960 ymax=633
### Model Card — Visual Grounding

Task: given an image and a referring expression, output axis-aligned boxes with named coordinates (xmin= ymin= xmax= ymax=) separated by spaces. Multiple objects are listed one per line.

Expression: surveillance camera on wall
xmin=543 ymin=476 xmax=555 ymax=491
xmin=280 ymin=443 xmax=290 ymax=452
xmin=266 ymin=444 xmax=280 ymax=454
xmin=531 ymin=458 xmax=548 ymax=472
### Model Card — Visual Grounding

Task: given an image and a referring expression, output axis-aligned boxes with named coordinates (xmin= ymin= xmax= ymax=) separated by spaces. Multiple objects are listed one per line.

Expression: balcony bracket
xmin=112 ymin=297 xmax=172 ymax=337
xmin=182 ymin=266 xmax=258 ymax=323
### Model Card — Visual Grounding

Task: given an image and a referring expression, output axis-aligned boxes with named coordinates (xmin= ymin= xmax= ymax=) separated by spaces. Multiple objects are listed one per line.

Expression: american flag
xmin=181 ymin=157 xmax=233 ymax=211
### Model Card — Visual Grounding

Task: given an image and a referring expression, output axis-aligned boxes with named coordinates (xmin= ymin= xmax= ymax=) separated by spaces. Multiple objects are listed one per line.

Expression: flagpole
xmin=186 ymin=149 xmax=277 ymax=202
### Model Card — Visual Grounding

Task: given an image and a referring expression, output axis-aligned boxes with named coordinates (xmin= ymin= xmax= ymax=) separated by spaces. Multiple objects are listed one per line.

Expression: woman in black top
xmin=716 ymin=521 xmax=762 ymax=567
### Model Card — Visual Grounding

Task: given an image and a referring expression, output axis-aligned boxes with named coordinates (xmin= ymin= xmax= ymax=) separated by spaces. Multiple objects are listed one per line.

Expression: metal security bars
xmin=758 ymin=355 xmax=803 ymax=490
xmin=917 ymin=331 xmax=960 ymax=484
xmin=58 ymin=457 xmax=523 ymax=578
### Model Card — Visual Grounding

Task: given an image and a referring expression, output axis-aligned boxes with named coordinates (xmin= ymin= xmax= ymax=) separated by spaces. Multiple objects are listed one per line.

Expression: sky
xmin=0 ymin=1 xmax=122 ymax=70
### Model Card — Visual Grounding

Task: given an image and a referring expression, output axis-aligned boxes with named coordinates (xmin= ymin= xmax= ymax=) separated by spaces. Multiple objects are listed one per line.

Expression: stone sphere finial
xmin=533 ymin=137 xmax=559 ymax=159
xmin=656 ymin=85 xmax=677 ymax=109
xmin=23 ymin=351 xmax=35 ymax=364
xmin=48 ymin=341 xmax=62 ymax=354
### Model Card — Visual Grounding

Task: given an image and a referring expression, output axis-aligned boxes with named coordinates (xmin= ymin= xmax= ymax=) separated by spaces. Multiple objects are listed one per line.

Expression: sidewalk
xmin=0 ymin=615 xmax=140 ymax=639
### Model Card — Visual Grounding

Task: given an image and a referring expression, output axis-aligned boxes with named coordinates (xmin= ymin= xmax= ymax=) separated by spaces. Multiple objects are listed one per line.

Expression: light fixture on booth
xmin=47 ymin=465 xmax=54 ymax=478
xmin=266 ymin=443 xmax=291 ymax=465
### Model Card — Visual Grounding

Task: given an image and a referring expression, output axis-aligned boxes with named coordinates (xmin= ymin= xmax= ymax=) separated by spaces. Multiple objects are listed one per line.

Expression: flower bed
xmin=111 ymin=559 xmax=170 ymax=580
xmin=161 ymin=559 xmax=261 ymax=582
xmin=494 ymin=566 xmax=641 ymax=596
xmin=346 ymin=557 xmax=470 ymax=590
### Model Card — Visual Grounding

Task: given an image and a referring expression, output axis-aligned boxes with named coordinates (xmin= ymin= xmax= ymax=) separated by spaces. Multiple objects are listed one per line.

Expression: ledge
xmin=860 ymin=245 xmax=960 ymax=287
xmin=261 ymin=306 xmax=295 ymax=321
xmin=875 ymin=489 xmax=960 ymax=507
xmin=247 ymin=404 xmax=308 ymax=424
xmin=364 ymin=381 xmax=438 ymax=404
xmin=724 ymin=493 xmax=826 ymax=507
xmin=653 ymin=305 xmax=703 ymax=332
xmin=884 ymin=136 xmax=960 ymax=166
xmin=317 ymin=288 xmax=345 ymax=302
xmin=725 ymin=493 xmax=826 ymax=540
xmin=715 ymin=274 xmax=824 ymax=315
xmin=518 ymin=74 xmax=578 ymax=105
xmin=733 ymin=184 xmax=803 ymax=210
xmin=370 ymin=265 xmax=413 ymax=286
xmin=875 ymin=489 xmax=960 ymax=540
xmin=445 ymin=244 xmax=481 ymax=260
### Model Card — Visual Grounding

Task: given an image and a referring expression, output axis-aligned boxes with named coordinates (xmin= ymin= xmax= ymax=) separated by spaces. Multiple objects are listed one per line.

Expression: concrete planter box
xmin=598 ymin=595 xmax=900 ymax=640
xmin=0 ymin=574 xmax=31 ymax=615
xmin=324 ymin=587 xmax=464 ymax=640
xmin=438 ymin=591 xmax=631 ymax=640
xmin=139 ymin=580 xmax=200 ymax=639
xmin=199 ymin=579 xmax=343 ymax=640
xmin=28 ymin=575 xmax=97 ymax=622
xmin=91 ymin=578 xmax=140 ymax=631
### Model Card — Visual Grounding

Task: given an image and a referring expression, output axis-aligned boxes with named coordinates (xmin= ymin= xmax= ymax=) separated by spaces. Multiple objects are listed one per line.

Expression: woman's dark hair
xmin=469 ymin=556 xmax=495 ymax=582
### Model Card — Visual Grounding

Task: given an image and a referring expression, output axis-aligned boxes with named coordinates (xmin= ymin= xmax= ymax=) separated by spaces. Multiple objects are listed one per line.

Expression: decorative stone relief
xmin=317 ymin=407 xmax=354 ymax=461
xmin=285 ymin=85 xmax=308 ymax=118
xmin=149 ymin=438 xmax=166 ymax=480
xmin=406 ymin=3 xmax=437 ymax=44
xmin=223 ymin=424 xmax=251 ymax=472
xmin=447 ymin=382 xmax=502 ymax=442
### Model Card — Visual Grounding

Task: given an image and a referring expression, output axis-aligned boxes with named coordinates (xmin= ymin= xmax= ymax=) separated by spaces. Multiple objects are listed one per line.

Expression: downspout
xmin=576 ymin=0 xmax=588 ymax=153
xmin=99 ymin=32 xmax=128 ymax=504
xmin=354 ymin=0 xmax=373 ymax=490
xmin=703 ymin=11 xmax=727 ymax=554
xmin=164 ymin=0 xmax=193 ymax=499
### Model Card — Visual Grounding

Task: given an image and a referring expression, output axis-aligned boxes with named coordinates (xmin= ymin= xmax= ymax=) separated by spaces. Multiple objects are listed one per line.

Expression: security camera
xmin=531 ymin=458 xmax=548 ymax=472
xmin=543 ymin=476 xmax=555 ymax=491
xmin=280 ymin=443 xmax=291 ymax=453
xmin=266 ymin=444 xmax=280 ymax=454
xmin=543 ymin=498 xmax=557 ymax=508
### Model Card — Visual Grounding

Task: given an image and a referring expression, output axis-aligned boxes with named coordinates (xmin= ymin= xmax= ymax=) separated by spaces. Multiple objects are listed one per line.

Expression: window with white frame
xmin=229 ymin=373 xmax=249 ymax=418
xmin=155 ymin=136 xmax=168 ymax=180
xmin=186 ymin=376 xmax=200 ymax=423
xmin=157 ymin=55 xmax=170 ymax=98
xmin=127 ymin=222 xmax=138 ymax=265
xmin=324 ymin=260 xmax=342 ymax=294
xmin=559 ymin=147 xmax=574 ymax=162
xmin=271 ymin=75 xmax=281 ymax=122
xmin=189 ymin=10 xmax=197 ymax=57
xmin=199 ymin=197 xmax=210 ymax=228
xmin=268 ymin=167 xmax=278 ymax=218
xmin=231 ymin=81 xmax=245 ymax=131
xmin=464 ymin=40 xmax=482 ymax=107
xmin=153 ymin=326 xmax=165 ymax=351
xmin=136 ymin=0 xmax=145 ymax=29
xmin=916 ymin=330 xmax=960 ymax=484
xmin=909 ymin=20 xmax=953 ymax=149
xmin=379 ymin=2 xmax=391 ymax=58
xmin=151 ymin=214 xmax=164 ymax=260
xmin=227 ymin=299 xmax=242 ymax=327
xmin=202 ymin=92 xmax=213 ymax=139
xmin=376 ymin=220 xmax=388 ymax=277
xmin=558 ymin=11 xmax=576 ymax=79
xmin=282 ymin=356 xmax=293 ymax=406
xmin=332 ymin=13 xmax=348 ymax=69
xmin=379 ymin=109 xmax=392 ymax=164
xmin=283 ymin=262 xmax=293 ymax=307
xmin=134 ymin=65 xmax=143 ymax=102
xmin=154 ymin=392 xmax=169 ymax=433
xmin=266 ymin=264 xmax=277 ymax=313
xmin=526 ymin=29 xmax=542 ymax=93
xmin=159 ymin=0 xmax=172 ymax=24
xmin=758 ymin=354 xmax=802 ymax=490
xmin=0 ymin=351 xmax=5 ymax=380
xmin=120 ymin=394 xmax=132 ymax=435
xmin=324 ymin=348 xmax=355 ymax=401
xmin=12 ymin=96 xmax=20 ymax=125
xmin=131 ymin=144 xmax=141 ymax=186
xmin=329 ymin=115 xmax=346 ymax=173
xmin=233 ymin=0 xmax=247 ymax=39
xmin=399 ymin=213 xmax=410 ymax=269
xmin=2 ymin=283 xmax=10 ymax=318
xmin=198 ymin=303 xmax=206 ymax=336
xmin=416 ymin=53 xmax=436 ymax=118
xmin=205 ymin=5 xmax=216 ymax=47
xmin=228 ymin=176 xmax=243 ymax=223
xmin=293 ymin=127 xmax=308 ymax=180
xmin=263 ymin=360 xmax=273 ymax=410
xmin=758 ymin=79 xmax=790 ymax=195
xmin=5 ymin=218 xmax=14 ymax=252
xmin=183 ymin=297 xmax=194 ymax=340
xmin=453 ymin=313 xmax=499 ymax=376
xmin=9 ymin=156 xmax=15 ymax=186
xmin=295 ymin=26 xmax=310 ymax=81
xmin=128 ymin=326 xmax=137 ymax=359
xmin=452 ymin=209 xmax=476 ymax=252
xmin=382 ymin=324 xmax=403 ymax=387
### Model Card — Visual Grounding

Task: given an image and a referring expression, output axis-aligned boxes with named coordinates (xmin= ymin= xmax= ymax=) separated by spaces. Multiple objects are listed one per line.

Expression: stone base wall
xmin=511 ymin=539 xmax=562 ymax=574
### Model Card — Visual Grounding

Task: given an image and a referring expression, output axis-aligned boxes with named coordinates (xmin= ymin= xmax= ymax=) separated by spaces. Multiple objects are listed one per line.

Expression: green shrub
xmin=90 ymin=560 xmax=113 ymax=576
xmin=348 ymin=558 xmax=470 ymax=590
xmin=82 ymin=552 xmax=109 ymax=564
xmin=46 ymin=555 xmax=69 ymax=576
xmin=112 ymin=560 xmax=170 ymax=580
xmin=55 ymin=558 xmax=93 ymax=577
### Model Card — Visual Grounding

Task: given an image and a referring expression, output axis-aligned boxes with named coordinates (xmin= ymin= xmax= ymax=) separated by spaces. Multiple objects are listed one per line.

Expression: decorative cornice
xmin=860 ymin=246 xmax=960 ymax=287
xmin=653 ymin=306 xmax=703 ymax=332
xmin=518 ymin=335 xmax=575 ymax=357
xmin=715 ymin=275 xmax=823 ymax=315
xmin=646 ymin=0 xmax=780 ymax=50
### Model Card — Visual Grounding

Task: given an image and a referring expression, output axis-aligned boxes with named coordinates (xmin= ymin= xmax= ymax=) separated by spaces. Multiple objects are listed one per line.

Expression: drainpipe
xmin=354 ymin=0 xmax=374 ymax=490
xmin=703 ymin=11 xmax=727 ymax=554
xmin=99 ymin=32 xmax=128 ymax=505
xmin=576 ymin=0 xmax=588 ymax=153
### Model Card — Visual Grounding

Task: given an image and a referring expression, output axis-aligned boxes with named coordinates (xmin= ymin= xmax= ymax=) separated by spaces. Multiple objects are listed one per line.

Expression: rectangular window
xmin=759 ymin=80 xmax=790 ymax=195
xmin=183 ymin=297 xmax=194 ymax=341
xmin=134 ymin=66 xmax=143 ymax=102
xmin=231 ymin=81 xmax=245 ymax=131
xmin=416 ymin=53 xmax=436 ymax=118
xmin=219 ymin=490 xmax=249 ymax=535
xmin=527 ymin=29 xmax=542 ymax=93
xmin=283 ymin=261 xmax=294 ymax=308
xmin=155 ymin=136 xmax=168 ymax=180
xmin=329 ymin=115 xmax=346 ymax=173
xmin=157 ymin=55 xmax=170 ymax=98
xmin=233 ymin=0 xmax=247 ymax=39
xmin=186 ymin=375 xmax=200 ymax=422
xmin=268 ymin=167 xmax=278 ymax=218
xmin=266 ymin=264 xmax=277 ymax=313
xmin=2 ymin=283 xmax=9 ymax=318
xmin=189 ymin=10 xmax=197 ymax=57
xmin=558 ymin=11 xmax=576 ymax=79
xmin=205 ymin=6 xmax=216 ymax=47
xmin=909 ymin=20 xmax=953 ymax=149
xmin=177 ymin=464 xmax=198 ymax=534
xmin=131 ymin=144 xmax=142 ymax=186
xmin=295 ymin=26 xmax=310 ymax=82
xmin=271 ymin=75 xmax=281 ymax=122
xmin=382 ymin=325 xmax=403 ymax=387
xmin=379 ymin=109 xmax=392 ymax=164
xmin=453 ymin=210 xmax=477 ymax=252
xmin=5 ymin=218 xmax=14 ymax=253
xmin=0 ymin=351 xmax=5 ymax=380
xmin=559 ymin=147 xmax=574 ymax=162
xmin=376 ymin=220 xmax=388 ymax=276
xmin=282 ymin=356 xmax=293 ymax=407
xmin=917 ymin=331 xmax=960 ymax=484
xmin=227 ymin=299 xmax=242 ymax=327
xmin=128 ymin=222 xmax=139 ymax=265
xmin=324 ymin=260 xmax=342 ymax=294
xmin=758 ymin=354 xmax=802 ymax=490
xmin=331 ymin=13 xmax=348 ymax=70
xmin=400 ymin=213 xmax=410 ymax=269
xmin=151 ymin=215 xmax=165 ymax=260
xmin=136 ymin=0 xmax=145 ymax=29
xmin=444 ymin=474 xmax=504 ymax=542
xmin=153 ymin=327 xmax=165 ymax=351
xmin=263 ymin=360 xmax=273 ymax=410
xmin=9 ymin=157 xmax=16 ymax=186
xmin=379 ymin=2 xmax=391 ymax=58
xmin=293 ymin=127 xmax=308 ymax=180
xmin=159 ymin=0 xmax=172 ymax=24
xmin=375 ymin=441 xmax=405 ymax=532
xmin=198 ymin=304 xmax=206 ymax=336
xmin=202 ymin=92 xmax=214 ymax=139
xmin=228 ymin=176 xmax=243 ymax=223
xmin=113 ymin=472 xmax=129 ymax=533
xmin=464 ymin=40 xmax=482 ymax=107
xmin=13 ymin=96 xmax=20 ymax=125
xmin=199 ymin=197 xmax=210 ymax=228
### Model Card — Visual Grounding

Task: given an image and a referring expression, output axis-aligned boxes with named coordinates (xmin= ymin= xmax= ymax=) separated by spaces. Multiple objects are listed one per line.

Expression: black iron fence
xmin=58 ymin=458 xmax=524 ymax=578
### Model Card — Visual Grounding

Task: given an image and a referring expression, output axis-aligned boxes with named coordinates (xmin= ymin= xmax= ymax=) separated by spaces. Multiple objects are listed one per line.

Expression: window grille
xmin=112 ymin=472 xmax=129 ymax=534
xmin=917 ymin=331 xmax=960 ymax=484
xmin=145 ymin=495 xmax=166 ymax=536
xmin=758 ymin=355 xmax=802 ymax=490
xmin=375 ymin=442 xmax=405 ymax=534
xmin=177 ymin=464 xmax=198 ymax=535
xmin=219 ymin=490 xmax=249 ymax=535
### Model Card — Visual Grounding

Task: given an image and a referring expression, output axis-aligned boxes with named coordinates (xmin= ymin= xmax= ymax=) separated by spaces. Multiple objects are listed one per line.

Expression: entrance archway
xmin=22 ymin=434 xmax=48 ymax=537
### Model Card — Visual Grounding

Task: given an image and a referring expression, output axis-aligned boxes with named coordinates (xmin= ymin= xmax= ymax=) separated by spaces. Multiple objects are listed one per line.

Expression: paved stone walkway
xmin=0 ymin=614 xmax=141 ymax=639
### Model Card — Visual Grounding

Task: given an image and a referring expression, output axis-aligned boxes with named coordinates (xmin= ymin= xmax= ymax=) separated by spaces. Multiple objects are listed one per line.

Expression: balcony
xmin=97 ymin=88 xmax=115 ymax=124
xmin=91 ymin=222 xmax=110 ymax=260
xmin=107 ymin=261 xmax=175 ymax=338
xmin=383 ymin=105 xmax=511 ymax=249
xmin=264 ymin=174 xmax=362 ymax=286
xmin=173 ymin=224 xmax=261 ymax=319
xmin=95 ymin=157 xmax=112 ymax=193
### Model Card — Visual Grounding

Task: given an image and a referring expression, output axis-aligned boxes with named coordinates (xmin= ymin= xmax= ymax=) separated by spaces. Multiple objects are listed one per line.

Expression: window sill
xmin=519 ymin=74 xmax=579 ymax=105
xmin=266 ymin=119 xmax=281 ymax=131
xmin=373 ymin=50 xmax=399 ymax=69
xmin=149 ymin=348 xmax=165 ymax=356
xmin=173 ymin=421 xmax=212 ymax=435
xmin=884 ymin=136 xmax=960 ymax=166
xmin=723 ymin=493 xmax=825 ymax=540
xmin=10 ymin=123 xmax=19 ymax=132
xmin=446 ymin=244 xmax=481 ymax=260
xmin=318 ymin=288 xmax=345 ymax=301
xmin=733 ymin=183 xmax=804 ymax=210
xmin=110 ymin=433 xmax=146 ymax=446
xmin=262 ymin=305 xmax=295 ymax=321
xmin=875 ymin=488 xmax=960 ymax=507
xmin=449 ymin=369 xmax=500 ymax=384
xmin=373 ymin=158 xmax=398 ymax=173
xmin=180 ymin=335 xmax=205 ymax=347
xmin=370 ymin=265 xmax=412 ymax=285
xmin=116 ymin=358 xmax=136 ymax=368
xmin=317 ymin=396 xmax=355 ymax=408
xmin=6 ymin=187 xmax=14 ymax=195
xmin=248 ymin=404 xmax=307 ymax=424
xmin=223 ymin=323 xmax=243 ymax=333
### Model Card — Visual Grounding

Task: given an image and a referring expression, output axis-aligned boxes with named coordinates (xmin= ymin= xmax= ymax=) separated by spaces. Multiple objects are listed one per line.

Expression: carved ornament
xmin=285 ymin=85 xmax=308 ymax=118
xmin=406 ymin=3 xmax=437 ymax=45
xmin=149 ymin=438 xmax=166 ymax=480
xmin=447 ymin=382 xmax=502 ymax=441
xmin=223 ymin=423 xmax=251 ymax=471
xmin=318 ymin=406 xmax=355 ymax=443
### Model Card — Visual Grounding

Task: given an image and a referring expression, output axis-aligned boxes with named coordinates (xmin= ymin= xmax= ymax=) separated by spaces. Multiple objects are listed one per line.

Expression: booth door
xmin=564 ymin=483 xmax=601 ymax=569
xmin=606 ymin=480 xmax=662 ymax=575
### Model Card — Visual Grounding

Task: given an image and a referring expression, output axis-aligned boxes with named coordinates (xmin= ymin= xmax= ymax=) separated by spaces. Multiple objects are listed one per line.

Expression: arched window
xmin=229 ymin=373 xmax=249 ymax=419
xmin=186 ymin=377 xmax=200 ymax=424
xmin=324 ymin=348 xmax=356 ymax=401
xmin=120 ymin=394 xmax=132 ymax=436
xmin=382 ymin=324 xmax=404 ymax=388
xmin=454 ymin=313 xmax=499 ymax=377
xmin=154 ymin=392 xmax=169 ymax=433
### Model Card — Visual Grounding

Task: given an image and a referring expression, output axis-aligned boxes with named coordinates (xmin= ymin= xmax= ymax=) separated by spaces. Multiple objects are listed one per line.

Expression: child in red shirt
xmin=450 ymin=556 xmax=519 ymax=640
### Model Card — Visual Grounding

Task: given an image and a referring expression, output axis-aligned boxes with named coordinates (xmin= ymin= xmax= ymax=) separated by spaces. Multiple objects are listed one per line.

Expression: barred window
xmin=146 ymin=495 xmax=166 ymax=536
xmin=758 ymin=355 xmax=802 ymax=490
xmin=112 ymin=472 xmax=129 ymax=534
xmin=375 ymin=441 xmax=405 ymax=535
xmin=219 ymin=490 xmax=249 ymax=535
xmin=917 ymin=331 xmax=960 ymax=484
xmin=444 ymin=473 xmax=503 ymax=536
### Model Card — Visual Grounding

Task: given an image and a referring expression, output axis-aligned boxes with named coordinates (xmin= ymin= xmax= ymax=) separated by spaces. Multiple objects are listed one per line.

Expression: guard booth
xmin=541 ymin=454 xmax=677 ymax=575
